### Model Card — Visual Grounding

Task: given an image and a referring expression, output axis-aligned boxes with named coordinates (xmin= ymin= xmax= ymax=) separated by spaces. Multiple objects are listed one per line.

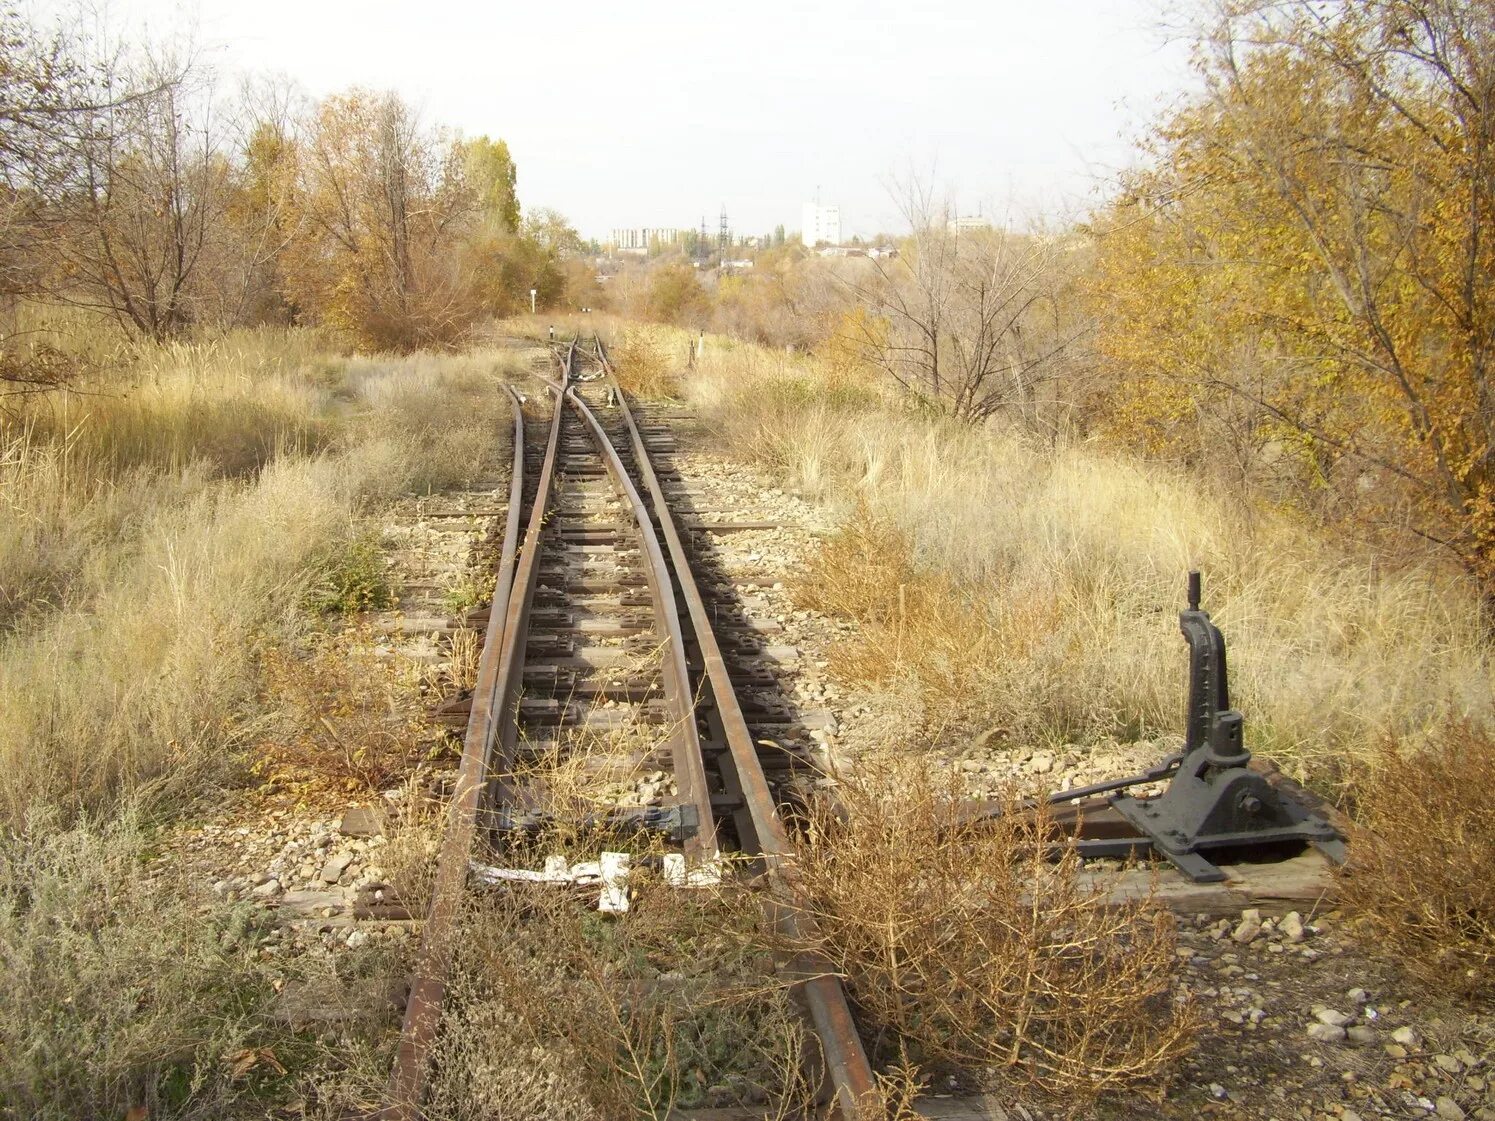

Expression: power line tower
xmin=718 ymin=205 xmax=729 ymax=262
xmin=698 ymin=215 xmax=709 ymax=263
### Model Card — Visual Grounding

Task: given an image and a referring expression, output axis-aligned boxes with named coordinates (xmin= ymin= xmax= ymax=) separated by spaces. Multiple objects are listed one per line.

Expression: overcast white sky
xmin=45 ymin=0 xmax=1198 ymax=239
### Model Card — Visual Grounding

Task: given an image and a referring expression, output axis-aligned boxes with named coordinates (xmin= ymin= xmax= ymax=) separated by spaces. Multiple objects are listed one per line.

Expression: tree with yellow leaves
xmin=1090 ymin=0 xmax=1495 ymax=582
xmin=281 ymin=89 xmax=479 ymax=351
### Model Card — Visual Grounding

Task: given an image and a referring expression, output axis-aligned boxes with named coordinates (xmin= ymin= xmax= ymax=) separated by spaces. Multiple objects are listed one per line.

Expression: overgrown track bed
xmin=377 ymin=340 xmax=878 ymax=1119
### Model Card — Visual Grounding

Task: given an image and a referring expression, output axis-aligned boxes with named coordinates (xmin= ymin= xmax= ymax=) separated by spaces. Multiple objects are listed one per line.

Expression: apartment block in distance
xmin=611 ymin=227 xmax=681 ymax=255
xmin=800 ymin=203 xmax=841 ymax=248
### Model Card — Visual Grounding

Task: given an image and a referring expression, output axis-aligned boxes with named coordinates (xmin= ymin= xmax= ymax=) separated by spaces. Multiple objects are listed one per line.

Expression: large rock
xmin=320 ymin=851 xmax=356 ymax=884
xmin=339 ymin=804 xmax=388 ymax=837
xmin=1232 ymin=908 xmax=1264 ymax=944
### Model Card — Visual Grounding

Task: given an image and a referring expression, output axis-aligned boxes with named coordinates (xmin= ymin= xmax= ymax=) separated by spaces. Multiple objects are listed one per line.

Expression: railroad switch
xmin=1058 ymin=572 xmax=1346 ymax=882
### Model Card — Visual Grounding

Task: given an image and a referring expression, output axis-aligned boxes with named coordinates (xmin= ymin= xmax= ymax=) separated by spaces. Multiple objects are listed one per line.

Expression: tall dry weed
xmin=609 ymin=328 xmax=678 ymax=399
xmin=782 ymin=760 xmax=1197 ymax=1105
xmin=1338 ymin=725 xmax=1495 ymax=999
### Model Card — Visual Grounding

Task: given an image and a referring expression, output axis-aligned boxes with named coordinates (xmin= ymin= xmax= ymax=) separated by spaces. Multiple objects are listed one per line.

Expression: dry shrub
xmin=783 ymin=760 xmax=1197 ymax=1104
xmin=609 ymin=328 xmax=677 ymax=399
xmin=255 ymin=630 xmax=437 ymax=795
xmin=1339 ymin=725 xmax=1495 ymax=998
xmin=807 ymin=508 xmax=1016 ymax=738
xmin=428 ymin=879 xmax=813 ymax=1120
xmin=0 ymin=809 xmax=281 ymax=1120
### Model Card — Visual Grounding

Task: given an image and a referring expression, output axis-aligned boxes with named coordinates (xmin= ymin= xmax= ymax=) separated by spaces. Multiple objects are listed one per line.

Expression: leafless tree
xmin=45 ymin=43 xmax=222 ymax=340
xmin=841 ymin=178 xmax=1088 ymax=426
xmin=208 ymin=74 xmax=305 ymax=327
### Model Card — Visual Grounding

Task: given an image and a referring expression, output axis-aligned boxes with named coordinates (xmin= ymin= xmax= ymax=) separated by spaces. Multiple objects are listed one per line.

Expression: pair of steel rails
xmin=375 ymin=338 xmax=879 ymax=1120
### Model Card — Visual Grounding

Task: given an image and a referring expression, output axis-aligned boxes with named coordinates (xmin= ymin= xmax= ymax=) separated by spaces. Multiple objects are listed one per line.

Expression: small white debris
xmin=662 ymin=853 xmax=724 ymax=888
xmin=598 ymin=851 xmax=630 ymax=914
xmin=469 ymin=858 xmax=579 ymax=886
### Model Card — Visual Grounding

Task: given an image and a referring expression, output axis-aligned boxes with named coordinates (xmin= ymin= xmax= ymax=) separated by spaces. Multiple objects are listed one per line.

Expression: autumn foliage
xmin=1089 ymin=0 xmax=1495 ymax=582
xmin=0 ymin=8 xmax=582 ymax=358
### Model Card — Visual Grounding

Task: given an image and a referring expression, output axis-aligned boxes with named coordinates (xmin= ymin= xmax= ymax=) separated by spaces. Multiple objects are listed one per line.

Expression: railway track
xmin=377 ymin=337 xmax=880 ymax=1120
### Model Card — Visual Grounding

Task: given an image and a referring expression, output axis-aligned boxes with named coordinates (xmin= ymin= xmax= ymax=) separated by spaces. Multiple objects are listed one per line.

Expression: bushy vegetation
xmin=0 ymin=813 xmax=283 ymax=1120
xmin=1089 ymin=0 xmax=1495 ymax=586
xmin=0 ymin=8 xmax=588 ymax=361
xmin=685 ymin=335 xmax=1493 ymax=792
xmin=784 ymin=760 xmax=1198 ymax=1103
xmin=1339 ymin=725 xmax=1495 ymax=998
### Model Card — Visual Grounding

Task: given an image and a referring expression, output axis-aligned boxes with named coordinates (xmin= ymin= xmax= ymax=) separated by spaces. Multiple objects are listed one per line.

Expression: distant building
xmin=611 ymin=227 xmax=681 ymax=255
xmin=801 ymin=203 xmax=841 ymax=248
xmin=946 ymin=214 xmax=995 ymax=235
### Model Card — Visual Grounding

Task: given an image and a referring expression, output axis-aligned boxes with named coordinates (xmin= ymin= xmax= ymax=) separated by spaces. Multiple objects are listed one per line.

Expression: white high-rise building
xmin=800 ymin=203 xmax=841 ymax=248
xmin=610 ymin=227 xmax=681 ymax=255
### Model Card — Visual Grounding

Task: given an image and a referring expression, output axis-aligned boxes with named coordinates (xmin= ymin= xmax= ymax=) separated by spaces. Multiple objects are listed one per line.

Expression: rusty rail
xmin=593 ymin=338 xmax=881 ymax=1118
xmin=378 ymin=378 xmax=559 ymax=1119
xmin=559 ymin=379 xmax=720 ymax=866
xmin=381 ymin=342 xmax=729 ymax=1116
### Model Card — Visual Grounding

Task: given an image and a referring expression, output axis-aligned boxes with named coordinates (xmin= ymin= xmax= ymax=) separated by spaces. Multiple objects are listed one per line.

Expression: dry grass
xmin=426 ymin=879 xmax=814 ymax=1120
xmin=781 ymin=759 xmax=1197 ymax=1106
xmin=254 ymin=629 xmax=440 ymax=797
xmin=1338 ymin=725 xmax=1495 ymax=999
xmin=347 ymin=348 xmax=527 ymax=492
xmin=0 ymin=448 xmax=389 ymax=824
xmin=0 ymin=804 xmax=425 ymax=1121
xmin=685 ymin=344 xmax=1494 ymax=790
xmin=798 ymin=505 xmax=1007 ymax=737
xmin=608 ymin=326 xmax=680 ymax=399
xmin=0 ymin=330 xmax=521 ymax=826
xmin=0 ymin=810 xmax=281 ymax=1120
xmin=0 ymin=324 xmax=531 ymax=1116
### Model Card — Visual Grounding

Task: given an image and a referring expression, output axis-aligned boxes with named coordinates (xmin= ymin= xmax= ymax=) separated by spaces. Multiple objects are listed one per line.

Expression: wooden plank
xmin=1086 ymin=848 xmax=1338 ymax=916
